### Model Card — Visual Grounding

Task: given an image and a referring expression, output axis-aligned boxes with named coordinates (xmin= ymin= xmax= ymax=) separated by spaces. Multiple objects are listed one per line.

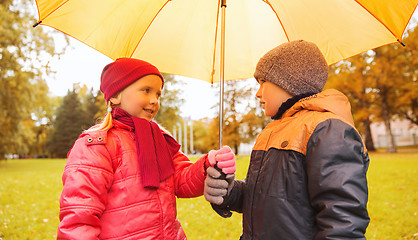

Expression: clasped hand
xmin=204 ymin=146 xmax=236 ymax=205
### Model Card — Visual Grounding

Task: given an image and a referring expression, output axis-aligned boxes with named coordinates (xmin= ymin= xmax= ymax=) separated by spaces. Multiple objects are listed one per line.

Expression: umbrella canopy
xmin=34 ymin=0 xmax=417 ymax=147
xmin=34 ymin=0 xmax=418 ymax=84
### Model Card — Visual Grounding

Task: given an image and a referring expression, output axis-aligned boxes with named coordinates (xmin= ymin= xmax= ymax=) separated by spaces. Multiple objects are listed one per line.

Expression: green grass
xmin=365 ymin=152 xmax=418 ymax=239
xmin=0 ymin=153 xmax=417 ymax=239
xmin=0 ymin=159 xmax=65 ymax=239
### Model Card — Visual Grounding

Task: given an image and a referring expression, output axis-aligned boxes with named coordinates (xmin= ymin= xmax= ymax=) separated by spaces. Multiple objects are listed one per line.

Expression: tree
xmin=207 ymin=117 xmax=222 ymax=151
xmin=0 ymin=0 xmax=61 ymax=158
xmin=48 ymin=90 xmax=87 ymax=158
xmin=29 ymin=94 xmax=61 ymax=158
xmin=327 ymin=51 xmax=400 ymax=152
xmin=367 ymin=25 xmax=418 ymax=152
xmin=240 ymin=105 xmax=270 ymax=145
xmin=369 ymin=46 xmax=404 ymax=152
xmin=212 ymin=79 xmax=262 ymax=154
xmin=222 ymin=81 xmax=246 ymax=153
xmin=189 ymin=79 xmax=269 ymax=154
xmin=191 ymin=118 xmax=212 ymax=154
xmin=78 ymin=86 xmax=103 ymax=128
xmin=397 ymin=26 xmax=418 ymax=125
xmin=93 ymin=91 xmax=107 ymax=121
xmin=327 ymin=54 xmax=377 ymax=151
xmin=327 ymin=26 xmax=418 ymax=153
xmin=154 ymin=73 xmax=184 ymax=132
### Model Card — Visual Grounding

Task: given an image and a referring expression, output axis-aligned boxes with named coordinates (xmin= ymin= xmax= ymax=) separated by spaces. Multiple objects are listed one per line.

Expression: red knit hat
xmin=100 ymin=58 xmax=164 ymax=101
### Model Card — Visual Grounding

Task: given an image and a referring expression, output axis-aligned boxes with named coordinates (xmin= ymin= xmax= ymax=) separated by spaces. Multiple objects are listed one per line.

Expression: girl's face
xmin=255 ymin=79 xmax=293 ymax=117
xmin=110 ymin=75 xmax=162 ymax=121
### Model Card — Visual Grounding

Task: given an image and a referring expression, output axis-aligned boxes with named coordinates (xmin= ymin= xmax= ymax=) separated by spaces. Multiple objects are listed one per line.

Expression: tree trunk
xmin=363 ymin=118 xmax=376 ymax=152
xmin=33 ymin=133 xmax=39 ymax=157
xmin=382 ymin=109 xmax=397 ymax=153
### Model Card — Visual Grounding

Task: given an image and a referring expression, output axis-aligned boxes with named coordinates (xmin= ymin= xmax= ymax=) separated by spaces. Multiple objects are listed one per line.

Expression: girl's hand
xmin=207 ymin=146 xmax=236 ymax=174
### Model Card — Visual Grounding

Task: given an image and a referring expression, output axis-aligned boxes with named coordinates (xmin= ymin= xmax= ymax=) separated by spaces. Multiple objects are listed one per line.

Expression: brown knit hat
xmin=254 ymin=40 xmax=328 ymax=96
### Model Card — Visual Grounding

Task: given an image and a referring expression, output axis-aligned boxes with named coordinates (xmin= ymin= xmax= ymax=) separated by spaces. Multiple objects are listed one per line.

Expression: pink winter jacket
xmin=57 ymin=120 xmax=207 ymax=240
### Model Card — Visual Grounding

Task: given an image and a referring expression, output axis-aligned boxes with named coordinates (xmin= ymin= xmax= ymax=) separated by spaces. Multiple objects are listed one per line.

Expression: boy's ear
xmin=109 ymin=93 xmax=121 ymax=105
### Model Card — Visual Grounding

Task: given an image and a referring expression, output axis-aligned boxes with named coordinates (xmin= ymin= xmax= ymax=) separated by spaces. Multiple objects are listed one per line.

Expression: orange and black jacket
xmin=215 ymin=89 xmax=370 ymax=240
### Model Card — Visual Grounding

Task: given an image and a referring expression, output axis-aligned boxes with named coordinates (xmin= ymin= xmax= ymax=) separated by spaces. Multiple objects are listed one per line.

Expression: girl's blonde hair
xmin=85 ymin=101 xmax=114 ymax=132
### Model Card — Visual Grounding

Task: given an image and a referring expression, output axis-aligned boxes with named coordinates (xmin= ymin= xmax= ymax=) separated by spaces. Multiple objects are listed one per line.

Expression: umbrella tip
xmin=397 ymin=39 xmax=406 ymax=47
xmin=33 ymin=21 xmax=42 ymax=28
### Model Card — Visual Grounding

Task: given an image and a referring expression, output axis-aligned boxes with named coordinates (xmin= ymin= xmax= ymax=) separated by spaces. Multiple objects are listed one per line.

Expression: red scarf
xmin=112 ymin=108 xmax=180 ymax=188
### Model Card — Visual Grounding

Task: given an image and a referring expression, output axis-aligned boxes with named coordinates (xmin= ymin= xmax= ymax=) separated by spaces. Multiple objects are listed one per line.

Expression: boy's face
xmin=256 ymin=79 xmax=293 ymax=117
xmin=110 ymin=75 xmax=162 ymax=121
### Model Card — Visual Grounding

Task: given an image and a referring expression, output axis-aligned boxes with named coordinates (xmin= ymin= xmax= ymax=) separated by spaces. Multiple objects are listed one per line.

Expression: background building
xmin=371 ymin=119 xmax=418 ymax=148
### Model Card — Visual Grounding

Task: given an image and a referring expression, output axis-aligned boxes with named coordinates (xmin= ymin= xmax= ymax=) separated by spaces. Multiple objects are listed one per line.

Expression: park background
xmin=1 ymin=0 xmax=418 ymax=239
xmin=1 ymin=151 xmax=417 ymax=239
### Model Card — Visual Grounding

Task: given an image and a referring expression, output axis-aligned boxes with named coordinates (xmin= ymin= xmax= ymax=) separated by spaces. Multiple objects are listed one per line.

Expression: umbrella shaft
xmin=219 ymin=1 xmax=226 ymax=149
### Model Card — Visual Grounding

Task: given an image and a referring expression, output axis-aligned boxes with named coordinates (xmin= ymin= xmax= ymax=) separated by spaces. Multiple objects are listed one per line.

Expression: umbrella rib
xmin=35 ymin=0 xmax=70 ymax=24
xmin=353 ymin=0 xmax=402 ymax=42
xmin=263 ymin=0 xmax=290 ymax=42
xmin=129 ymin=1 xmax=171 ymax=58
xmin=210 ymin=0 xmax=222 ymax=85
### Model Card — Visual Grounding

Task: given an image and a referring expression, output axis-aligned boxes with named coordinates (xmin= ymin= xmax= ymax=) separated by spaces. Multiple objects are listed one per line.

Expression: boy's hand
xmin=204 ymin=167 xmax=235 ymax=205
xmin=207 ymin=146 xmax=236 ymax=174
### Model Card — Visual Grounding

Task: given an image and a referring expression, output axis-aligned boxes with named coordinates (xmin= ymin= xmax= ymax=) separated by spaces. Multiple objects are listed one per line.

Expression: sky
xmin=46 ymin=36 xmax=221 ymax=120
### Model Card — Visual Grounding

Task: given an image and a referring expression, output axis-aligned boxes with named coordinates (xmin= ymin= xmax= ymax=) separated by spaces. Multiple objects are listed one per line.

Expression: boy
xmin=204 ymin=40 xmax=370 ymax=239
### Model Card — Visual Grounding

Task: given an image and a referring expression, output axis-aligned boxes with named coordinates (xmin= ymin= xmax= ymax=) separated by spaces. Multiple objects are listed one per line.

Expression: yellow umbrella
xmin=34 ymin=0 xmax=418 ymax=146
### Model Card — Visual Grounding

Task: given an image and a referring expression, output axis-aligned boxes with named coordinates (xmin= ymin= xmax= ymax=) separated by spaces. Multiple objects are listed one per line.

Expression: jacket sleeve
xmin=210 ymin=179 xmax=246 ymax=218
xmin=173 ymin=152 xmax=208 ymax=198
xmin=306 ymin=119 xmax=370 ymax=240
xmin=57 ymin=134 xmax=114 ymax=240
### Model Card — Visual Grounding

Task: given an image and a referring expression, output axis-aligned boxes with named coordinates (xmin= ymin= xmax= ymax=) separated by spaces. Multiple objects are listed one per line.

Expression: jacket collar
xmin=282 ymin=89 xmax=355 ymax=126
xmin=271 ymin=92 xmax=316 ymax=120
xmin=113 ymin=119 xmax=134 ymax=132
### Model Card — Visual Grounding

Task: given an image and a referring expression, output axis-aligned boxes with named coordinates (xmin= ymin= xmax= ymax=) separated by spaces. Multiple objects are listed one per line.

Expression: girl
xmin=57 ymin=58 xmax=236 ymax=240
